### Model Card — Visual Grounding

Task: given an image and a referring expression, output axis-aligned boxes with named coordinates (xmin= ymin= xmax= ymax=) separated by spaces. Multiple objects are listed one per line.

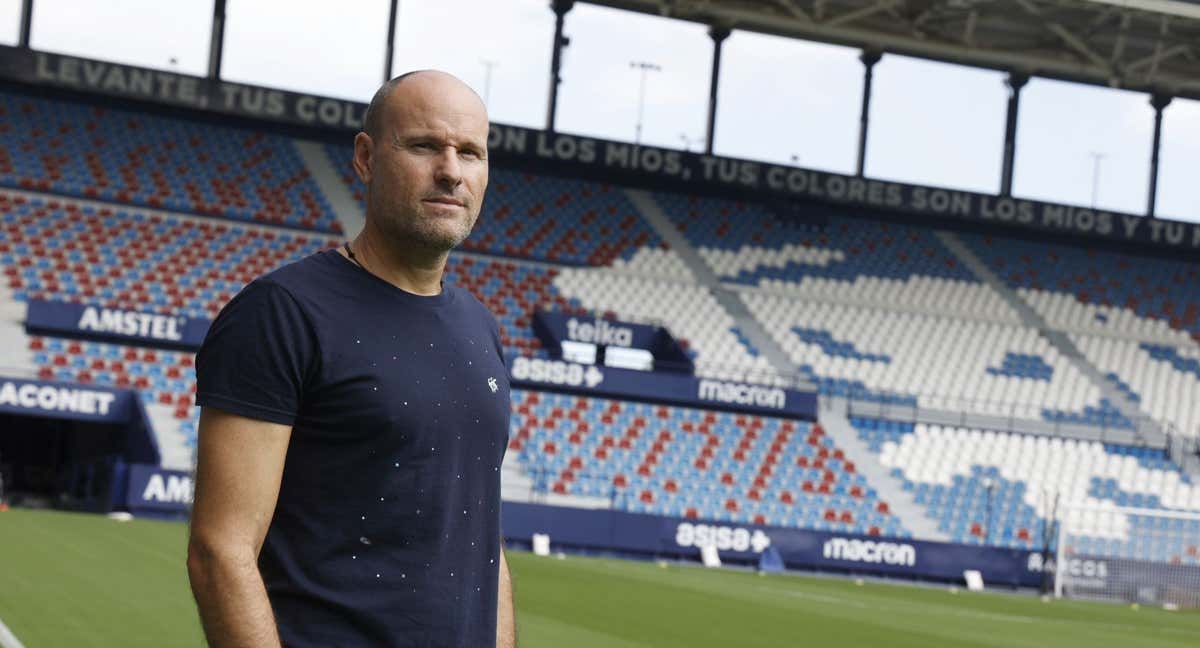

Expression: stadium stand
xmin=325 ymin=142 xmax=762 ymax=379
xmin=551 ymin=268 xmax=775 ymax=381
xmin=27 ymin=335 xmax=194 ymax=409
xmin=857 ymin=418 xmax=1199 ymax=558
xmin=2 ymin=86 xmax=1196 ymax=556
xmin=652 ymin=192 xmax=981 ymax=299
xmin=0 ymin=190 xmax=338 ymax=320
xmin=0 ymin=91 xmax=339 ymax=232
xmin=1072 ymin=334 xmax=1200 ymax=439
xmin=962 ymin=233 xmax=1200 ymax=340
xmin=324 ymin=143 xmax=682 ymax=271
xmin=443 ymin=255 xmax=580 ymax=357
xmin=743 ymin=293 xmax=1124 ymax=426
xmin=511 ymin=390 xmax=907 ymax=537
xmin=959 ymin=232 xmax=1200 ymax=438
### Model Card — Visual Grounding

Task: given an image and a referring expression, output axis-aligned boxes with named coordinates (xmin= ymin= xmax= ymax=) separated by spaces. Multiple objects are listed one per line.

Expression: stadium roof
xmin=590 ymin=0 xmax=1200 ymax=100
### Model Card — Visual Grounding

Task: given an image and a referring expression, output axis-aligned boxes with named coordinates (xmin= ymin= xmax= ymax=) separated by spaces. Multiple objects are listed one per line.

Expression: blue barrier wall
xmin=118 ymin=487 xmax=1197 ymax=597
xmin=501 ymin=502 xmax=1043 ymax=587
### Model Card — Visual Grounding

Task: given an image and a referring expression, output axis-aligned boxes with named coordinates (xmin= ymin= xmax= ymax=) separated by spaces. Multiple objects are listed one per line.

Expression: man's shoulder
xmin=445 ymin=282 xmax=489 ymax=312
xmin=211 ymin=250 xmax=337 ymax=326
xmin=445 ymin=282 xmax=501 ymax=326
xmin=256 ymin=249 xmax=338 ymax=292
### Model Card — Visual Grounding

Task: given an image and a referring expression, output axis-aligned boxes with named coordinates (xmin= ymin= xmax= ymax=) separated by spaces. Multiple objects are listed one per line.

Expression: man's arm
xmin=496 ymin=545 xmax=516 ymax=648
xmin=187 ymin=407 xmax=292 ymax=648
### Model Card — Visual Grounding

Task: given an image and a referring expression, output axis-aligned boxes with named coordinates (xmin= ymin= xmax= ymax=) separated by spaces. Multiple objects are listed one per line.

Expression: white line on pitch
xmin=0 ymin=614 xmax=26 ymax=648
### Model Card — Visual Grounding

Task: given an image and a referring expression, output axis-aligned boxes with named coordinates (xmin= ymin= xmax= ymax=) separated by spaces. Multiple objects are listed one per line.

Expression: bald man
xmin=188 ymin=71 xmax=516 ymax=648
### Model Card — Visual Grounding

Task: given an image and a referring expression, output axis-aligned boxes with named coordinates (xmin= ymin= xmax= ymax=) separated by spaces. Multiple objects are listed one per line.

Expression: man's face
xmin=356 ymin=74 xmax=489 ymax=253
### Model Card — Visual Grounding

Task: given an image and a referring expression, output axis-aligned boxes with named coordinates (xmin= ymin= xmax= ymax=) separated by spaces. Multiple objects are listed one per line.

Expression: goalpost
xmin=1054 ymin=503 xmax=1200 ymax=609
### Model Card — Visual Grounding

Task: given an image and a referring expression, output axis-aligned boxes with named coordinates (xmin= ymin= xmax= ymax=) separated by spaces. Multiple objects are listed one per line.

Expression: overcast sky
xmin=1 ymin=0 xmax=1197 ymax=222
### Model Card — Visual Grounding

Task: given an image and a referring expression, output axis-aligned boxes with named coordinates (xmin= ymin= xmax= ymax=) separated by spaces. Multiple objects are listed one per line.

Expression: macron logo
xmin=822 ymin=537 xmax=916 ymax=567
xmin=488 ymin=377 xmax=498 ymax=393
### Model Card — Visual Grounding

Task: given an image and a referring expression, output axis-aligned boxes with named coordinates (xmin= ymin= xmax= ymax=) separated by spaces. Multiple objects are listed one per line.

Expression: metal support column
xmin=207 ymin=0 xmax=227 ymax=80
xmin=1147 ymin=93 xmax=1172 ymax=217
xmin=704 ymin=25 xmax=731 ymax=155
xmin=855 ymin=50 xmax=882 ymax=178
xmin=999 ymin=72 xmax=1028 ymax=196
xmin=18 ymin=0 xmax=34 ymax=48
xmin=383 ymin=0 xmax=399 ymax=82
xmin=545 ymin=0 xmax=574 ymax=132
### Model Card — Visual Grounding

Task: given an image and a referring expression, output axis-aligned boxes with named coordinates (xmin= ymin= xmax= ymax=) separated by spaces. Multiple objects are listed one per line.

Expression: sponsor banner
xmin=536 ymin=312 xmax=659 ymax=350
xmin=0 ymin=376 xmax=133 ymax=423
xmin=2 ymin=46 xmax=1198 ymax=252
xmin=125 ymin=463 xmax=193 ymax=513
xmin=26 ymin=299 xmax=211 ymax=348
xmin=502 ymin=501 xmax=1042 ymax=587
xmin=532 ymin=312 xmax=692 ymax=372
xmin=0 ymin=47 xmax=365 ymax=130
xmin=1055 ymin=553 xmax=1200 ymax=603
xmin=668 ymin=521 xmax=1034 ymax=586
xmin=507 ymin=355 xmax=817 ymax=420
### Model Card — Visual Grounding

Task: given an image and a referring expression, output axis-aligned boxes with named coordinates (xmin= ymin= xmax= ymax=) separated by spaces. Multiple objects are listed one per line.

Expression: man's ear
xmin=352 ymin=131 xmax=373 ymax=186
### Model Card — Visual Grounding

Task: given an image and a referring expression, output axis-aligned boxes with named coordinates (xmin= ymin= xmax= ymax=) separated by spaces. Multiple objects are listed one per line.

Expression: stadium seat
xmin=855 ymin=417 xmax=1199 ymax=557
xmin=0 ymin=92 xmax=339 ymax=232
xmin=512 ymin=390 xmax=907 ymax=537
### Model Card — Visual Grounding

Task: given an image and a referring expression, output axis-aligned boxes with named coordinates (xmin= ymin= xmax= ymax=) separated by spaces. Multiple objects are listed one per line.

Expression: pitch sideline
xmin=0 ymin=614 xmax=25 ymax=648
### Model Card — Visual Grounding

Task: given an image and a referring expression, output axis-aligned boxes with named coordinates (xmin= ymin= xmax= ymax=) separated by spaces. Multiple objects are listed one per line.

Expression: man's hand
xmin=187 ymin=407 xmax=291 ymax=648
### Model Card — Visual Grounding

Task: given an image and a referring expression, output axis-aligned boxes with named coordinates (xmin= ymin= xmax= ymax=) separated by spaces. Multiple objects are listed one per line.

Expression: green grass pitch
xmin=1 ymin=508 xmax=1197 ymax=647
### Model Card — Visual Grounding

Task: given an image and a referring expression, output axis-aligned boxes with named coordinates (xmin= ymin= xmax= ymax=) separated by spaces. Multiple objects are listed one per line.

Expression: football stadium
xmin=1 ymin=0 xmax=1199 ymax=646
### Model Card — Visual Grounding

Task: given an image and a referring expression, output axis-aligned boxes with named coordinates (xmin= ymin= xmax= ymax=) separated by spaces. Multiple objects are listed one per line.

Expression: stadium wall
xmin=501 ymin=501 xmax=1048 ymax=587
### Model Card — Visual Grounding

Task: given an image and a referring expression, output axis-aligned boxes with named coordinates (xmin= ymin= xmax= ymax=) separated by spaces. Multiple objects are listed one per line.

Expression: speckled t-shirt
xmin=196 ymin=249 xmax=510 ymax=647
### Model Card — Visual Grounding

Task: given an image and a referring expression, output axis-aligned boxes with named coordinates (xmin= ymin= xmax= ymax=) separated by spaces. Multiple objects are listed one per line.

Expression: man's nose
xmin=433 ymin=148 xmax=463 ymax=188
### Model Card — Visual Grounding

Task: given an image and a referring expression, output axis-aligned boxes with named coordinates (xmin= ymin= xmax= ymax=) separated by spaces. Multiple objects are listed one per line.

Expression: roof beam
xmin=581 ymin=0 xmax=1200 ymax=100
xmin=1015 ymin=0 xmax=1112 ymax=69
xmin=1084 ymin=0 xmax=1200 ymax=21
xmin=963 ymin=9 xmax=978 ymax=47
xmin=1127 ymin=43 xmax=1190 ymax=74
xmin=813 ymin=0 xmax=828 ymax=21
xmin=772 ymin=0 xmax=813 ymax=23
xmin=1110 ymin=12 xmax=1131 ymax=64
xmin=824 ymin=0 xmax=898 ymax=28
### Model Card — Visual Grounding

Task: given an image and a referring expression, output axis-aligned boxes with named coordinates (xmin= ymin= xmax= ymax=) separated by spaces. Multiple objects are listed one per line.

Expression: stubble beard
xmin=378 ymin=201 xmax=478 ymax=255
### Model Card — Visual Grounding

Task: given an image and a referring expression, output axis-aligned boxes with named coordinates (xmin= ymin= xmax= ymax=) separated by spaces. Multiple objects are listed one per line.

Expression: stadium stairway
xmin=818 ymin=404 xmax=950 ymax=541
xmin=936 ymin=231 xmax=1167 ymax=450
xmin=624 ymin=188 xmax=812 ymax=388
xmin=0 ymin=318 xmax=29 ymax=377
xmin=144 ymin=403 xmax=195 ymax=470
xmin=500 ymin=446 xmax=536 ymax=502
xmin=294 ymin=140 xmax=364 ymax=238
xmin=0 ymin=277 xmax=26 ymax=369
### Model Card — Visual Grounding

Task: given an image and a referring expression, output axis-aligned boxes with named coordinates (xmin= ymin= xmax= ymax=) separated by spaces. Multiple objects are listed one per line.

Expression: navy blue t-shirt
xmin=195 ymin=249 xmax=510 ymax=648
